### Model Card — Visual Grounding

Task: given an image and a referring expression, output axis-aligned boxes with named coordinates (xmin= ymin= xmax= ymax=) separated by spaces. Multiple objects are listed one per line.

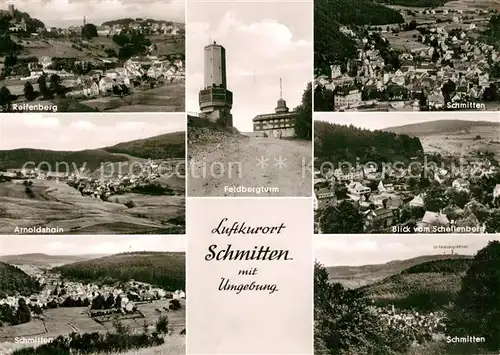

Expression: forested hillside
xmin=314 ymin=121 xmax=423 ymax=165
xmin=0 ymin=262 xmax=41 ymax=297
xmin=54 ymin=252 xmax=185 ymax=291
xmin=314 ymin=0 xmax=404 ymax=75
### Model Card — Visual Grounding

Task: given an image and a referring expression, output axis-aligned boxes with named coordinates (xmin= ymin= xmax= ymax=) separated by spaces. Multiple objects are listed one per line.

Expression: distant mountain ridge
xmin=383 ymin=120 xmax=500 ymax=136
xmin=326 ymin=254 xmax=471 ymax=285
xmin=0 ymin=131 xmax=185 ymax=171
xmin=0 ymin=253 xmax=106 ymax=267
xmin=326 ymin=254 xmax=472 ymax=311
xmin=101 ymin=18 xmax=183 ymax=27
xmin=54 ymin=251 xmax=186 ymax=291
xmin=103 ymin=131 xmax=185 ymax=160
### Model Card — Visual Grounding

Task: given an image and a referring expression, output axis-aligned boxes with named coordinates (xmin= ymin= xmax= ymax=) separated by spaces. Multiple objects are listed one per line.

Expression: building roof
xmin=252 ymin=111 xmax=296 ymax=122
xmin=374 ymin=208 xmax=393 ymax=219
xmin=422 ymin=211 xmax=450 ymax=225
xmin=409 ymin=195 xmax=424 ymax=205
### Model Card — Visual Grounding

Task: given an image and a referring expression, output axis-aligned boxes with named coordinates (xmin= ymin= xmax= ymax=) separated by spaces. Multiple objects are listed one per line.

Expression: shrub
xmin=155 ymin=315 xmax=169 ymax=335
xmin=446 ymin=240 xmax=500 ymax=351
xmin=169 ymin=299 xmax=182 ymax=311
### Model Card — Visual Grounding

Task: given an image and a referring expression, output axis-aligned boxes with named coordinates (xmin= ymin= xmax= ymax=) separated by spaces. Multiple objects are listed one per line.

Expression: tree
xmin=105 ymin=294 xmax=115 ymax=309
xmin=81 ymin=23 xmax=98 ymax=40
xmin=319 ymin=200 xmax=364 ymax=233
xmin=446 ymin=189 xmax=470 ymax=209
xmin=0 ymin=86 xmax=13 ymax=111
xmin=485 ymin=210 xmax=500 ymax=233
xmin=314 ymin=262 xmax=409 ymax=355
xmin=113 ymin=319 xmax=130 ymax=335
xmin=314 ymin=86 xmax=334 ymax=111
xmin=441 ymin=79 xmax=456 ymax=103
xmin=169 ymin=299 xmax=182 ymax=311
xmin=293 ymin=82 xmax=312 ymax=140
xmin=4 ymin=54 xmax=17 ymax=67
xmin=155 ymin=315 xmax=169 ymax=334
xmin=37 ymin=74 xmax=51 ymax=99
xmin=16 ymin=298 xmax=31 ymax=324
xmin=23 ymin=81 xmax=36 ymax=101
xmin=91 ymin=294 xmax=105 ymax=310
xmin=114 ymin=295 xmax=122 ymax=309
xmin=447 ymin=241 xmax=500 ymax=351
xmin=49 ymin=74 xmax=65 ymax=96
xmin=424 ymin=186 xmax=446 ymax=212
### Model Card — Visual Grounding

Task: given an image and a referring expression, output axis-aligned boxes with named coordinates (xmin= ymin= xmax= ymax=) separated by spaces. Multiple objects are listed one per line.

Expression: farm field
xmin=420 ymin=126 xmax=500 ymax=159
xmin=0 ymin=179 xmax=185 ymax=234
xmin=81 ymin=84 xmax=185 ymax=112
xmin=0 ymin=300 xmax=185 ymax=354
xmin=15 ymin=35 xmax=183 ymax=59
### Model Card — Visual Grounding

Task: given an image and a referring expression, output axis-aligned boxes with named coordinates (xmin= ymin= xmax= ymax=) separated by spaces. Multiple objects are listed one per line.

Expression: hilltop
xmin=187 ymin=115 xmax=312 ymax=197
xmin=383 ymin=120 xmax=500 ymax=137
xmin=326 ymin=254 xmax=470 ymax=287
xmin=0 ymin=253 xmax=104 ymax=267
xmin=0 ymin=148 xmax=126 ymax=172
xmin=314 ymin=0 xmax=403 ymax=74
xmin=104 ymin=131 xmax=185 ymax=160
xmin=0 ymin=132 xmax=186 ymax=172
xmin=0 ymin=262 xmax=41 ymax=297
xmin=101 ymin=18 xmax=183 ymax=27
xmin=314 ymin=120 xmax=423 ymax=165
xmin=323 ymin=0 xmax=404 ymax=26
xmin=374 ymin=0 xmax=451 ymax=6
xmin=327 ymin=255 xmax=472 ymax=311
xmin=53 ymin=251 xmax=186 ymax=291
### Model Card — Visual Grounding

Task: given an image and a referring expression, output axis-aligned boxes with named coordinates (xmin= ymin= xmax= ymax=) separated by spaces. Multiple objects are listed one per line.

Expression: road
xmin=188 ymin=136 xmax=312 ymax=197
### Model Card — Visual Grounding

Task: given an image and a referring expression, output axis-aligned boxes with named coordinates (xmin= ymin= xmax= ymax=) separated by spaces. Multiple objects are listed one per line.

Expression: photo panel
xmin=313 ymin=112 xmax=500 ymax=234
xmin=0 ymin=113 xmax=186 ymax=235
xmin=186 ymin=0 xmax=313 ymax=197
xmin=0 ymin=0 xmax=185 ymax=113
xmin=0 ymin=235 xmax=186 ymax=355
xmin=187 ymin=198 xmax=313 ymax=354
xmin=315 ymin=234 xmax=500 ymax=355
xmin=314 ymin=0 xmax=500 ymax=112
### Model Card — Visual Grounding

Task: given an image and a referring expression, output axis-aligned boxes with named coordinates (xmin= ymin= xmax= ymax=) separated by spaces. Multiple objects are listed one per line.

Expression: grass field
xmin=420 ymin=126 xmax=500 ymax=159
xmin=0 ymin=179 xmax=185 ymax=234
xmin=384 ymin=30 xmax=427 ymax=52
xmin=16 ymin=34 xmax=184 ymax=59
xmin=80 ymin=84 xmax=185 ymax=112
xmin=0 ymin=300 xmax=185 ymax=354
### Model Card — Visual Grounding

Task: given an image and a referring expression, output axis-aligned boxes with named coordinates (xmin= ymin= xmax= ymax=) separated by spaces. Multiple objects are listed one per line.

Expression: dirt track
xmin=188 ymin=136 xmax=312 ymax=197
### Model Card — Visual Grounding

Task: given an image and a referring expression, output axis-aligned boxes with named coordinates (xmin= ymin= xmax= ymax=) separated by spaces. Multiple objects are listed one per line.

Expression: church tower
xmin=83 ymin=16 xmax=86 ymax=26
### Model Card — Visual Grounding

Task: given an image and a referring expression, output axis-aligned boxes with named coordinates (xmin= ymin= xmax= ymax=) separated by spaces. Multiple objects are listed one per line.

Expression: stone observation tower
xmin=198 ymin=41 xmax=233 ymax=127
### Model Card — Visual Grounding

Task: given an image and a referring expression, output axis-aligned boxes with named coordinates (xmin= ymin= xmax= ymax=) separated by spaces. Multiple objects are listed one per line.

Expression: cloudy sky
xmin=315 ymin=235 xmax=500 ymax=266
xmin=0 ymin=235 xmax=186 ymax=255
xmin=315 ymin=112 xmax=500 ymax=131
xmin=186 ymin=1 xmax=312 ymax=132
xmin=0 ymin=0 xmax=185 ymax=27
xmin=0 ymin=113 xmax=185 ymax=151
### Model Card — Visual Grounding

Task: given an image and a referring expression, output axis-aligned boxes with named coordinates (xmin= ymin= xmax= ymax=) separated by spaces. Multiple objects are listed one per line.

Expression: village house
xmin=347 ymin=182 xmax=371 ymax=200
xmin=378 ymin=180 xmax=394 ymax=193
xmin=409 ymin=195 xmax=425 ymax=208
xmin=364 ymin=208 xmax=394 ymax=230
xmin=452 ymin=178 xmax=470 ymax=192
xmin=419 ymin=211 xmax=450 ymax=228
